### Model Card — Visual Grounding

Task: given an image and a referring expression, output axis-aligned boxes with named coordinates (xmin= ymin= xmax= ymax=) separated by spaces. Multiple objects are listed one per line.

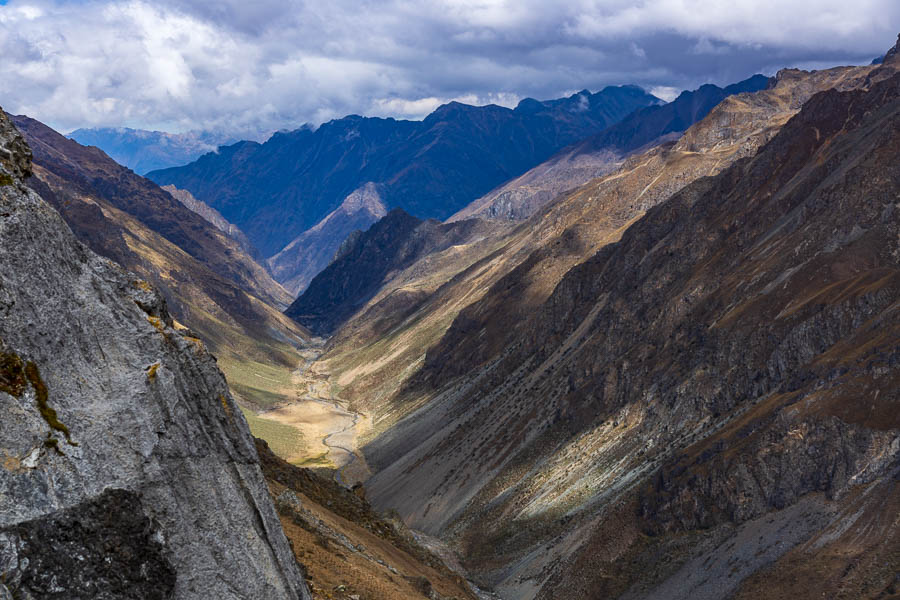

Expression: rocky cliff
xmin=9 ymin=114 xmax=310 ymax=412
xmin=0 ymin=109 xmax=310 ymax=599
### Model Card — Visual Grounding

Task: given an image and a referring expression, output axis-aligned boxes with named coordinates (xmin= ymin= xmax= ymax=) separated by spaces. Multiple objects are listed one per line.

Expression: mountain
xmin=161 ymin=183 xmax=263 ymax=263
xmin=268 ymin=182 xmax=388 ymax=296
xmin=147 ymin=86 xmax=661 ymax=256
xmin=305 ymin=64 xmax=869 ymax=423
xmin=0 ymin=109 xmax=310 ymax=599
xmin=68 ymin=127 xmax=234 ymax=174
xmin=359 ymin=63 xmax=900 ymax=598
xmin=285 ymin=209 xmax=495 ymax=335
xmin=451 ymin=74 xmax=771 ymax=222
xmin=280 ymin=45 xmax=900 ymax=599
xmin=9 ymin=113 xmax=310 ymax=411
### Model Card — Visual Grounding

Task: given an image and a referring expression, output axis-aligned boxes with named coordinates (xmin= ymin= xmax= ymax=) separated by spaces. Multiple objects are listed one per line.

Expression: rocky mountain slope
xmin=255 ymin=439 xmax=478 ymax=600
xmin=286 ymin=209 xmax=496 ymax=336
xmin=451 ymin=74 xmax=770 ymax=222
xmin=306 ymin=62 xmax=878 ymax=440
xmin=269 ymin=182 xmax=388 ymax=296
xmin=161 ymin=183 xmax=262 ymax=262
xmin=69 ymin=126 xmax=234 ymax=174
xmin=9 ymin=114 xmax=309 ymax=411
xmin=0 ymin=109 xmax=310 ymax=599
xmin=147 ymin=86 xmax=660 ymax=256
xmin=358 ymin=58 xmax=900 ymax=598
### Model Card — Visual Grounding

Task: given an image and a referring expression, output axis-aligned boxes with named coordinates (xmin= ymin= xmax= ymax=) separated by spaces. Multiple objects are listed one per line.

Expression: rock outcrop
xmin=0 ymin=110 xmax=309 ymax=599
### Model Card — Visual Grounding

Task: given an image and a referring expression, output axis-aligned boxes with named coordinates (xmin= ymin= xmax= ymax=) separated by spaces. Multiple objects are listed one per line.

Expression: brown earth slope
xmin=255 ymin=439 xmax=478 ymax=600
xmin=361 ymin=60 xmax=900 ymax=599
xmin=313 ymin=61 xmax=884 ymax=447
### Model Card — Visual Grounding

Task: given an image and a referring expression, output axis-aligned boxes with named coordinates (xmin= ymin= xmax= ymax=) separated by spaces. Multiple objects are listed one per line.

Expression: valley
xmin=253 ymin=344 xmax=372 ymax=485
xmin=1 ymin=14 xmax=899 ymax=600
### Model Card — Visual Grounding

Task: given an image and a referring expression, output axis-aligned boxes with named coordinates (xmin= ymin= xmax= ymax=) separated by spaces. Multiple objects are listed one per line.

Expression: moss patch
xmin=0 ymin=173 xmax=14 ymax=187
xmin=132 ymin=279 xmax=153 ymax=292
xmin=145 ymin=362 xmax=160 ymax=381
xmin=25 ymin=361 xmax=77 ymax=447
xmin=219 ymin=394 xmax=233 ymax=422
xmin=0 ymin=351 xmax=27 ymax=397
xmin=146 ymin=316 xmax=165 ymax=333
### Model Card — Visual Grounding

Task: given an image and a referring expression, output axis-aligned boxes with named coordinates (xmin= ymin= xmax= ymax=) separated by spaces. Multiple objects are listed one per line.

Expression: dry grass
xmin=239 ymin=406 xmax=308 ymax=464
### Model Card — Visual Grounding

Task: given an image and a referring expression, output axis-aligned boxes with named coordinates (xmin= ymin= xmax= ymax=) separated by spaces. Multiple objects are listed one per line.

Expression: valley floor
xmin=243 ymin=345 xmax=371 ymax=484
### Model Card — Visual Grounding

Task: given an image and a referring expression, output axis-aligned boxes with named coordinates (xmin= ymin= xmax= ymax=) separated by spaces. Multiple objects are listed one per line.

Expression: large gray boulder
xmin=0 ymin=109 xmax=310 ymax=599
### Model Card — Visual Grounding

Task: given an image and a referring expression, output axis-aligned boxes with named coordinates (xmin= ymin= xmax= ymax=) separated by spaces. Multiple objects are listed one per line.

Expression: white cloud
xmin=649 ymin=86 xmax=679 ymax=102
xmin=0 ymin=0 xmax=896 ymax=136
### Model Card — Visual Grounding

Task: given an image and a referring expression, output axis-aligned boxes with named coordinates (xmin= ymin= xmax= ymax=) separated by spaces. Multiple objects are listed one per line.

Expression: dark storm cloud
xmin=0 ymin=0 xmax=897 ymax=136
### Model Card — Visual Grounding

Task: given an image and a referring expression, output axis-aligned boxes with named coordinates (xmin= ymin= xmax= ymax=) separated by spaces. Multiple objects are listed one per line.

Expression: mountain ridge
xmin=359 ymin=62 xmax=900 ymax=599
xmin=147 ymin=85 xmax=661 ymax=256
xmin=268 ymin=182 xmax=389 ymax=296
xmin=450 ymin=74 xmax=771 ymax=222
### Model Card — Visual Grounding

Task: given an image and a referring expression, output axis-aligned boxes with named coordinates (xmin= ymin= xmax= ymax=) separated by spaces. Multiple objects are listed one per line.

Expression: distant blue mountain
xmin=147 ymin=86 xmax=662 ymax=257
xmin=569 ymin=74 xmax=771 ymax=158
xmin=68 ymin=127 xmax=235 ymax=174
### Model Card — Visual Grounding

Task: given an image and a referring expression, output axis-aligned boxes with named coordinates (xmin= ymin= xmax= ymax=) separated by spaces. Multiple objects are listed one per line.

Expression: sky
xmin=0 ymin=0 xmax=897 ymax=138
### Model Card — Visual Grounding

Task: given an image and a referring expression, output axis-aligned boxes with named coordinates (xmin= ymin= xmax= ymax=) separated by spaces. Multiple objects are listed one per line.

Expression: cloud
xmin=649 ymin=86 xmax=680 ymax=102
xmin=0 ymin=0 xmax=897 ymax=136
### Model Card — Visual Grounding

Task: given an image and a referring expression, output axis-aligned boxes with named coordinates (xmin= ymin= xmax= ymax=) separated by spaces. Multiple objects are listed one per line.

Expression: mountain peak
xmin=882 ymin=33 xmax=900 ymax=65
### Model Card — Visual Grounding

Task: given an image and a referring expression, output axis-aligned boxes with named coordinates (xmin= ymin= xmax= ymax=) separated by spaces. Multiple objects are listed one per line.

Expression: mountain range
xmin=146 ymin=85 xmax=662 ymax=257
xmin=285 ymin=44 xmax=900 ymax=599
xmin=68 ymin=127 xmax=235 ymax=174
xmin=145 ymin=76 xmax=767 ymax=297
xmin=451 ymin=74 xmax=770 ymax=222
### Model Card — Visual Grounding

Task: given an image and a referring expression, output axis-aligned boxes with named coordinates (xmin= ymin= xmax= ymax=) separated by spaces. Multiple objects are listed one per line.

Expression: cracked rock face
xmin=0 ymin=109 xmax=309 ymax=599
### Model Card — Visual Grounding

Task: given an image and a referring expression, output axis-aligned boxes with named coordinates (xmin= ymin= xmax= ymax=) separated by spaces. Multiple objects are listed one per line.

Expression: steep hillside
xmin=9 ymin=114 xmax=310 ymax=413
xmin=147 ymin=86 xmax=660 ymax=256
xmin=69 ymin=126 xmax=233 ymax=174
xmin=362 ymin=65 xmax=900 ymax=599
xmin=255 ymin=439 xmax=479 ymax=600
xmin=162 ymin=183 xmax=262 ymax=262
xmin=451 ymin=74 xmax=770 ymax=222
xmin=0 ymin=109 xmax=309 ymax=599
xmin=269 ymin=182 xmax=388 ymax=296
xmin=309 ymin=63 xmax=878 ymax=440
xmin=286 ymin=209 xmax=496 ymax=336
